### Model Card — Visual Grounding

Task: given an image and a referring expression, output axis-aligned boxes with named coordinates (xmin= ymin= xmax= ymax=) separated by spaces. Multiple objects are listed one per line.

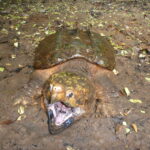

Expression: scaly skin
xmin=43 ymin=72 xmax=93 ymax=110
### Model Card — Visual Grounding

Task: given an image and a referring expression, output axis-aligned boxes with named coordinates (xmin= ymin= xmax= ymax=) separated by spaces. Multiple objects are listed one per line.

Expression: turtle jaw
xmin=47 ymin=101 xmax=85 ymax=134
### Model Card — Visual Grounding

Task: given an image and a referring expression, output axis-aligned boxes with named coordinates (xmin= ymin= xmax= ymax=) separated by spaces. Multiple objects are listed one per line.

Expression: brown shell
xmin=34 ymin=29 xmax=115 ymax=70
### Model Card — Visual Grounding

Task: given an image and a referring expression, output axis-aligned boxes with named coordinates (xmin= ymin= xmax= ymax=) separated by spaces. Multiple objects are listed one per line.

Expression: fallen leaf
xmin=18 ymin=106 xmax=25 ymax=115
xmin=113 ymin=69 xmax=119 ymax=75
xmin=34 ymin=32 xmax=40 ymax=35
xmin=18 ymin=64 xmax=23 ymax=67
xmin=14 ymin=98 xmax=29 ymax=106
xmin=14 ymin=42 xmax=19 ymax=47
xmin=129 ymin=99 xmax=142 ymax=104
xmin=138 ymin=32 xmax=142 ymax=35
xmin=14 ymin=98 xmax=22 ymax=105
xmin=10 ymin=25 xmax=14 ymax=29
xmin=66 ymin=146 xmax=76 ymax=150
xmin=120 ymin=42 xmax=126 ymax=46
xmin=124 ymin=87 xmax=130 ymax=96
xmin=17 ymin=31 xmax=21 ymax=35
xmin=32 ymin=24 xmax=37 ymax=27
xmin=17 ymin=116 xmax=22 ymax=121
xmin=6 ymin=63 xmax=11 ymax=66
xmin=17 ymin=115 xmax=26 ymax=121
xmin=20 ymin=20 xmax=26 ymax=24
xmin=122 ymin=121 xmax=127 ymax=126
xmin=145 ymin=77 xmax=150 ymax=82
xmin=125 ymin=25 xmax=129 ymax=29
xmin=100 ymin=33 xmax=105 ymax=36
xmin=50 ymin=30 xmax=56 ymax=35
xmin=22 ymin=100 xmax=29 ymax=105
xmin=125 ymin=128 xmax=130 ymax=134
xmin=98 ymin=23 xmax=104 ymax=27
xmin=11 ymin=54 xmax=16 ymax=59
xmin=140 ymin=110 xmax=145 ymax=113
xmin=0 ymin=67 xmax=5 ymax=72
xmin=45 ymin=30 xmax=49 ymax=35
xmin=1 ymin=28 xmax=8 ymax=34
xmin=131 ymin=123 xmax=138 ymax=132
xmin=120 ymin=50 xmax=128 ymax=56
xmin=15 ymin=27 xmax=19 ymax=30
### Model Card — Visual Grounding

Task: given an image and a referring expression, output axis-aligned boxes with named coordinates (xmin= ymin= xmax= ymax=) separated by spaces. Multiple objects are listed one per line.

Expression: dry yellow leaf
xmin=98 ymin=23 xmax=104 ymax=27
xmin=18 ymin=106 xmax=25 ymax=115
xmin=140 ymin=110 xmax=145 ymax=113
xmin=18 ymin=64 xmax=23 ymax=67
xmin=14 ymin=99 xmax=22 ymax=105
xmin=6 ymin=63 xmax=11 ymax=66
xmin=145 ymin=77 xmax=150 ymax=82
xmin=17 ymin=116 xmax=22 ymax=121
xmin=129 ymin=99 xmax=142 ymax=104
xmin=14 ymin=42 xmax=19 ymax=47
xmin=125 ymin=128 xmax=130 ymax=134
xmin=11 ymin=54 xmax=16 ymax=59
xmin=17 ymin=31 xmax=21 ymax=35
xmin=113 ymin=69 xmax=119 ymax=75
xmin=124 ymin=87 xmax=130 ymax=96
xmin=66 ymin=146 xmax=76 ymax=150
xmin=122 ymin=121 xmax=127 ymax=126
xmin=0 ymin=67 xmax=5 ymax=72
xmin=100 ymin=33 xmax=105 ymax=36
xmin=132 ymin=123 xmax=138 ymax=132
xmin=120 ymin=42 xmax=126 ymax=46
xmin=17 ymin=115 xmax=26 ymax=121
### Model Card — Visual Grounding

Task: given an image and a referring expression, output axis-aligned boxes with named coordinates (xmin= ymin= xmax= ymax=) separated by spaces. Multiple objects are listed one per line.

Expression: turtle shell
xmin=34 ymin=28 xmax=115 ymax=70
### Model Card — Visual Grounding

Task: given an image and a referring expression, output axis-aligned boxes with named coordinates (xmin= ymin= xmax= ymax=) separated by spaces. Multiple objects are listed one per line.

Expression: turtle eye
xmin=53 ymin=85 xmax=63 ymax=92
xmin=66 ymin=91 xmax=74 ymax=98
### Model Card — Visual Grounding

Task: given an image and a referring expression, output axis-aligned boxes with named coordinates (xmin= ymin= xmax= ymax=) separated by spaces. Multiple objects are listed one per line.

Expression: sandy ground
xmin=0 ymin=1 xmax=150 ymax=150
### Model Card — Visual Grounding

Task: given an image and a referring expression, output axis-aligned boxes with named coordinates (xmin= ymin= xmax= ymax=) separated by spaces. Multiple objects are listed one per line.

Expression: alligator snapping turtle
xmin=34 ymin=28 xmax=115 ymax=134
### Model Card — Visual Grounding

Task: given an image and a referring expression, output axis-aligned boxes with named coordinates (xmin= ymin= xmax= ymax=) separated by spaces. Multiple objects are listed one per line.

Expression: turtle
xmin=33 ymin=28 xmax=116 ymax=134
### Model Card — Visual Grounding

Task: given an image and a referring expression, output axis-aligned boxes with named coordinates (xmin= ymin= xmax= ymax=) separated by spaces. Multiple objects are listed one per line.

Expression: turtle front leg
xmin=87 ymin=64 xmax=119 ymax=118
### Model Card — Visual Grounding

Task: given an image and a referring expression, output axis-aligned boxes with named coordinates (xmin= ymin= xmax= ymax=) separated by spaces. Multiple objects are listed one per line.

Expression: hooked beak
xmin=47 ymin=102 xmax=85 ymax=134
xmin=47 ymin=110 xmax=74 ymax=135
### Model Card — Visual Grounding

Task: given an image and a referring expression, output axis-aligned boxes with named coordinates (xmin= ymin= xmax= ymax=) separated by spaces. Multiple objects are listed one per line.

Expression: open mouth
xmin=47 ymin=102 xmax=85 ymax=134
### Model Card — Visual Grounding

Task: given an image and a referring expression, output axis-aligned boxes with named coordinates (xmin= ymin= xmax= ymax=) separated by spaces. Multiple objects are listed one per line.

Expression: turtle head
xmin=43 ymin=72 xmax=92 ymax=134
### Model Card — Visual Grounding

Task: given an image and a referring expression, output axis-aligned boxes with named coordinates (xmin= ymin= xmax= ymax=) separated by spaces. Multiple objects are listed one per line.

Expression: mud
xmin=0 ymin=1 xmax=150 ymax=150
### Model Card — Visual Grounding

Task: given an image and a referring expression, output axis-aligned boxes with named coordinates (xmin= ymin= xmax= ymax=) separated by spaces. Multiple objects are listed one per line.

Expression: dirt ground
xmin=0 ymin=0 xmax=150 ymax=150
